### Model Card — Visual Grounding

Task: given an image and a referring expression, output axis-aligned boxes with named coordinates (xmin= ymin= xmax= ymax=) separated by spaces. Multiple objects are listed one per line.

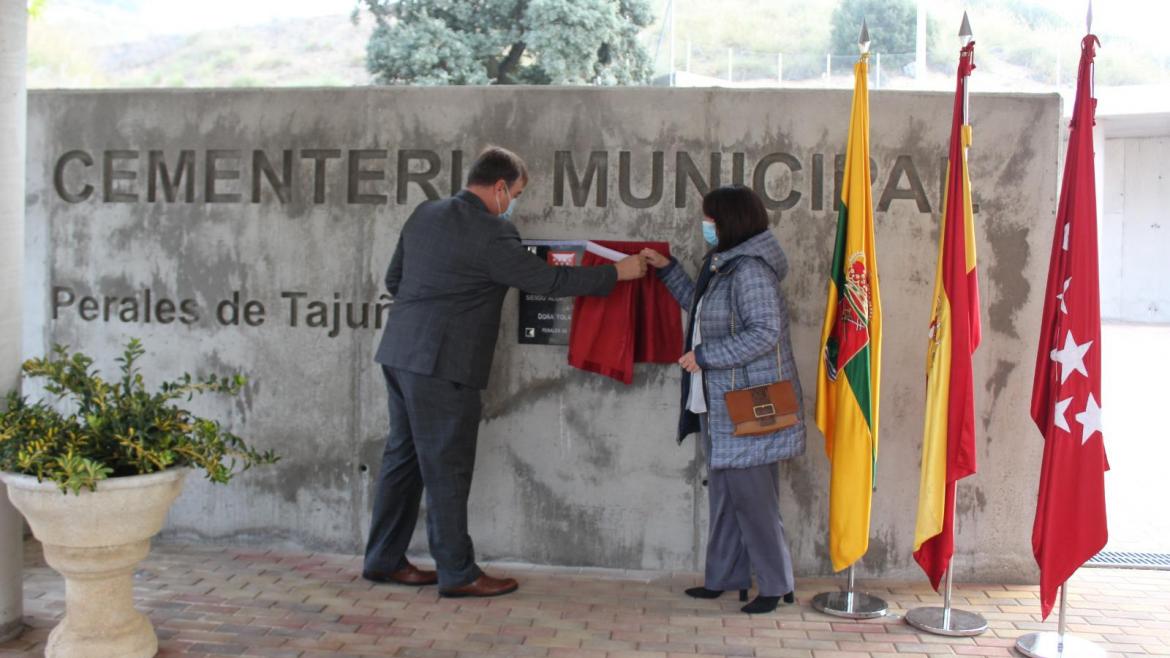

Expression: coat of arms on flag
xmin=824 ymin=252 xmax=873 ymax=383
xmin=547 ymin=250 xmax=577 ymax=267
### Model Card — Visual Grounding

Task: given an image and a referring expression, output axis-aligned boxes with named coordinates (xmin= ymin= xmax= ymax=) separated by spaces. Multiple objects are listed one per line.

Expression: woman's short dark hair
xmin=466 ymin=146 xmax=529 ymax=187
xmin=702 ymin=185 xmax=770 ymax=252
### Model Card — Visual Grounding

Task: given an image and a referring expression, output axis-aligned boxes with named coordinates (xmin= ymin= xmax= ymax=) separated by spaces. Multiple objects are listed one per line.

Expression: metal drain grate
xmin=1084 ymin=551 xmax=1170 ymax=570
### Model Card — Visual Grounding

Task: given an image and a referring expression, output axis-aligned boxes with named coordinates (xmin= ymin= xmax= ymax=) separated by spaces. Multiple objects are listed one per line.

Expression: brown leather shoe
xmin=439 ymin=573 xmax=519 ymax=598
xmin=362 ymin=561 xmax=438 ymax=586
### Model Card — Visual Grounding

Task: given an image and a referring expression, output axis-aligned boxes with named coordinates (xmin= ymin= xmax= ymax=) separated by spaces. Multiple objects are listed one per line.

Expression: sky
xmin=1010 ymin=0 xmax=1170 ymax=43
xmin=87 ymin=0 xmax=1170 ymax=42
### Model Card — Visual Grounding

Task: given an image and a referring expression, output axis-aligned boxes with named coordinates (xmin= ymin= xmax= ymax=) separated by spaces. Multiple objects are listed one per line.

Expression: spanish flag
xmin=913 ymin=41 xmax=981 ymax=590
xmin=815 ymin=52 xmax=883 ymax=573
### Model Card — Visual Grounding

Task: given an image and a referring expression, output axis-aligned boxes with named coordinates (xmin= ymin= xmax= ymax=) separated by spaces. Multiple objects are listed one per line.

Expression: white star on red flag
xmin=1049 ymin=331 xmax=1092 ymax=384
xmin=1075 ymin=394 xmax=1103 ymax=444
xmin=1057 ymin=277 xmax=1071 ymax=314
xmin=1053 ymin=397 xmax=1073 ymax=432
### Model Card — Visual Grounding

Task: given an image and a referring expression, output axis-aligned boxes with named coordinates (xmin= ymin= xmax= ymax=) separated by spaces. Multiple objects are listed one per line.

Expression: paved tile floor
xmin=2 ymin=541 xmax=1168 ymax=657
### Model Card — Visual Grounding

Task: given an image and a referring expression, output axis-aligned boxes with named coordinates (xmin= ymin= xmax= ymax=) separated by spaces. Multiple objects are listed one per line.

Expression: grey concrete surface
xmin=0 ymin=0 xmax=27 ymax=641
xmin=1100 ymin=136 xmax=1170 ymax=323
xmin=22 ymin=86 xmax=1060 ymax=582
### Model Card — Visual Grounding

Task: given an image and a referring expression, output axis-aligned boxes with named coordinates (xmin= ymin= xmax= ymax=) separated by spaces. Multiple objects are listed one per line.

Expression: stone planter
xmin=0 ymin=468 xmax=188 ymax=658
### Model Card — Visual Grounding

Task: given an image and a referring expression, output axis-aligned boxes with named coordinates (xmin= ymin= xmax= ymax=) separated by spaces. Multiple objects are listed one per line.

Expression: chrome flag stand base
xmin=812 ymin=564 xmax=887 ymax=619
xmin=905 ymin=606 xmax=988 ymax=637
xmin=1015 ymin=585 xmax=1105 ymax=658
xmin=905 ymin=564 xmax=988 ymax=636
xmin=1016 ymin=633 xmax=1105 ymax=658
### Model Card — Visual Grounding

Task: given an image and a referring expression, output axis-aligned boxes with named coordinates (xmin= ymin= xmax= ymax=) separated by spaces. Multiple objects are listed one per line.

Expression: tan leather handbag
xmin=720 ymin=292 xmax=799 ymax=437
xmin=724 ymin=375 xmax=799 ymax=437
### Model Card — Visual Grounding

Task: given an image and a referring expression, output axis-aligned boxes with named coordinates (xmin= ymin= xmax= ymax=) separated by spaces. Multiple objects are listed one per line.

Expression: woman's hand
xmin=678 ymin=351 xmax=701 ymax=374
xmin=640 ymin=248 xmax=671 ymax=269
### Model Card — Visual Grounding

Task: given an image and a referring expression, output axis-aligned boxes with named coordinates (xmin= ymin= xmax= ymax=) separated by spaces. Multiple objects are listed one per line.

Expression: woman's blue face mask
xmin=702 ymin=219 xmax=718 ymax=246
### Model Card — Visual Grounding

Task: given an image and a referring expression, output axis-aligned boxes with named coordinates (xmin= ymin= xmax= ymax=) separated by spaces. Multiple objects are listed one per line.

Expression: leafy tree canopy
xmin=360 ymin=0 xmax=654 ymax=85
xmin=829 ymin=0 xmax=919 ymax=55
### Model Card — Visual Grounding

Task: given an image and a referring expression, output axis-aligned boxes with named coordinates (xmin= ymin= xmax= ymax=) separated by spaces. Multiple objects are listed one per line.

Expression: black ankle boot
xmin=685 ymin=586 xmax=750 ymax=601
xmin=741 ymin=594 xmax=781 ymax=614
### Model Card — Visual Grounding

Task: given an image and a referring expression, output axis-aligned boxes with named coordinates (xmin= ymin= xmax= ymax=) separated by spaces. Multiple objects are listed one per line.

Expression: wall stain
xmin=562 ymin=406 xmax=617 ymax=477
xmin=503 ymin=446 xmax=645 ymax=568
xmin=983 ymin=219 xmax=1031 ymax=338
xmin=863 ymin=527 xmax=899 ymax=575
xmin=981 ymin=359 xmax=1016 ymax=437
xmin=249 ymin=456 xmax=355 ymax=506
xmin=482 ymin=375 xmax=569 ymax=422
xmin=957 ymin=485 xmax=988 ymax=518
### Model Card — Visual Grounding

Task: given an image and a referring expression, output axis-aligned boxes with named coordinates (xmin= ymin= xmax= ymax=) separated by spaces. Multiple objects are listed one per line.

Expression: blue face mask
xmin=500 ymin=198 xmax=516 ymax=221
xmin=496 ymin=183 xmax=516 ymax=220
xmin=702 ymin=220 xmax=718 ymax=246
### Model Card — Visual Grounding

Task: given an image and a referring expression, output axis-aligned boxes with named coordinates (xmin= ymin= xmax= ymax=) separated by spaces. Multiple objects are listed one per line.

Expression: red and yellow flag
xmin=815 ymin=52 xmax=882 ymax=573
xmin=913 ymin=41 xmax=981 ymax=590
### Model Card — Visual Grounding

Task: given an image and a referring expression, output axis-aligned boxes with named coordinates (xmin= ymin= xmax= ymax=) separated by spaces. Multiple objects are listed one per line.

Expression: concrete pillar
xmin=0 ymin=0 xmax=27 ymax=642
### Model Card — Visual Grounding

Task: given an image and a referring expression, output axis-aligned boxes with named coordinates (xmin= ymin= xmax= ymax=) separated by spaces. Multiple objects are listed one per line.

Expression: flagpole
xmin=1017 ymin=9 xmax=1106 ymax=654
xmin=812 ymin=563 xmax=888 ymax=619
xmin=904 ymin=485 xmax=988 ymax=636
xmin=810 ymin=20 xmax=888 ymax=622
xmin=904 ymin=16 xmax=988 ymax=637
xmin=1016 ymin=583 xmax=1106 ymax=657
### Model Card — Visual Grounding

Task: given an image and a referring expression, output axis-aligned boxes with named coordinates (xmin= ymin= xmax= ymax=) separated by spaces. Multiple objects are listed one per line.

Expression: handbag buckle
xmin=752 ymin=404 xmax=776 ymax=419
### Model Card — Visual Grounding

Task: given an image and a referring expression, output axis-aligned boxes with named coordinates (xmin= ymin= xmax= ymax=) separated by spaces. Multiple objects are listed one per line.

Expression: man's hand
xmin=615 ymin=254 xmax=648 ymax=281
xmin=640 ymin=248 xmax=671 ymax=269
xmin=679 ymin=351 xmax=701 ymax=374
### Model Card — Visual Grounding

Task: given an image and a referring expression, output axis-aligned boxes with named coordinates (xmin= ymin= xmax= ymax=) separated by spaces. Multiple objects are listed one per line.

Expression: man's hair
xmin=466 ymin=146 xmax=529 ymax=187
xmin=702 ymin=185 xmax=771 ymax=253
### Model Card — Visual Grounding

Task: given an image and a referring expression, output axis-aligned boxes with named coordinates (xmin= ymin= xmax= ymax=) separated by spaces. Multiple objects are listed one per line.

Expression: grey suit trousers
xmin=364 ymin=365 xmax=484 ymax=590
xmin=700 ymin=415 xmax=796 ymax=597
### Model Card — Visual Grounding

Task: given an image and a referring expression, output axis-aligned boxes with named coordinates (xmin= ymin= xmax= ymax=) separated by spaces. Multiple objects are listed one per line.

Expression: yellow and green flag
xmin=815 ymin=52 xmax=883 ymax=573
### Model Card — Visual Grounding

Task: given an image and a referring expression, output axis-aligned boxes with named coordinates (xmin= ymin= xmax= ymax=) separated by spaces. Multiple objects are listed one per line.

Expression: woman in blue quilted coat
xmin=642 ymin=185 xmax=806 ymax=615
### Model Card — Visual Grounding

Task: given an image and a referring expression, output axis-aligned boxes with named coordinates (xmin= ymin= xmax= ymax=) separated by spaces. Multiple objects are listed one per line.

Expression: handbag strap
xmin=726 ymin=269 xmax=783 ymax=390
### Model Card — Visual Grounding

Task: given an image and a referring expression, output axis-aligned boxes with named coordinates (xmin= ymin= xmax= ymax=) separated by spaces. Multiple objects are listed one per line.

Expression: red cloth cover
xmin=568 ymin=241 xmax=683 ymax=384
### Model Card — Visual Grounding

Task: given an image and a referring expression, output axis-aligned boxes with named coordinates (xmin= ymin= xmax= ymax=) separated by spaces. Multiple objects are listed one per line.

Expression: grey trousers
xmin=701 ymin=415 xmax=796 ymax=597
xmin=363 ymin=365 xmax=484 ymax=590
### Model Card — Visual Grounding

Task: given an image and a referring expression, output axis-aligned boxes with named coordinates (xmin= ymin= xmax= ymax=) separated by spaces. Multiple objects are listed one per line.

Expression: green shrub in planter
xmin=0 ymin=338 xmax=278 ymax=493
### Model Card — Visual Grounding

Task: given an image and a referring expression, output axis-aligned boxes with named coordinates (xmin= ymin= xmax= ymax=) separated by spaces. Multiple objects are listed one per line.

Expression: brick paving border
xmin=2 ymin=541 xmax=1167 ymax=657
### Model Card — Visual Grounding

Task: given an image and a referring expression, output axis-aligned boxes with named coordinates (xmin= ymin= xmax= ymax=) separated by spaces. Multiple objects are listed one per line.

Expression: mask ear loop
xmin=496 ymin=181 xmax=512 ymax=215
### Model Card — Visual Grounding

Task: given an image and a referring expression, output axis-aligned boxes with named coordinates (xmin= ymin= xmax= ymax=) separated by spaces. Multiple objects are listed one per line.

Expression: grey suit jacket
xmin=375 ymin=190 xmax=618 ymax=389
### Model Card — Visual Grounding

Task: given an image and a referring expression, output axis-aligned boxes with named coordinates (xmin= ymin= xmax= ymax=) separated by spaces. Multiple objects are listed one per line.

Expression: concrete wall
xmin=1 ymin=0 xmax=28 ymax=641
xmin=1100 ymin=135 xmax=1170 ymax=323
xmin=23 ymin=87 xmax=1060 ymax=582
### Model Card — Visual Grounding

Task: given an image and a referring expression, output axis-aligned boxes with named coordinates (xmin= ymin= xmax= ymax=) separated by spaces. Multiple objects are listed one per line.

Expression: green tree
xmin=829 ymin=0 xmax=918 ymax=55
xmin=359 ymin=0 xmax=654 ymax=85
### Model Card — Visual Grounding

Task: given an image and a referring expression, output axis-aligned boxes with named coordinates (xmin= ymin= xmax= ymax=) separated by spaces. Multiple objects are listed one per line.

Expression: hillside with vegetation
xmin=28 ymin=2 xmax=373 ymax=88
xmin=25 ymin=0 xmax=1170 ymax=92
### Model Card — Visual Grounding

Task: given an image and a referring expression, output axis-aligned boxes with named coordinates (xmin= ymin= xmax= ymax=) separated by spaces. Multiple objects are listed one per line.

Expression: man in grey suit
xmin=363 ymin=146 xmax=647 ymax=598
